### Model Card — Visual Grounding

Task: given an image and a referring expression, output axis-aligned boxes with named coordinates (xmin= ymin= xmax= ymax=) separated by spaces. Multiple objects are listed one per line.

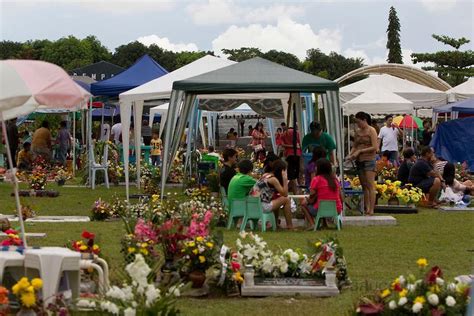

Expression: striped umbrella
xmin=1 ymin=60 xmax=90 ymax=246
xmin=393 ymin=115 xmax=424 ymax=130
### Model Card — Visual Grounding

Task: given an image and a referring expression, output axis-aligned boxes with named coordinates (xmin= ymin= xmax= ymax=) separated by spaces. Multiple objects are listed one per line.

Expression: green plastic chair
xmin=314 ymin=200 xmax=342 ymax=231
xmin=201 ymin=154 xmax=219 ymax=170
xmin=227 ymin=198 xmax=246 ymax=229
xmin=220 ymin=186 xmax=229 ymax=212
xmin=240 ymin=196 xmax=277 ymax=232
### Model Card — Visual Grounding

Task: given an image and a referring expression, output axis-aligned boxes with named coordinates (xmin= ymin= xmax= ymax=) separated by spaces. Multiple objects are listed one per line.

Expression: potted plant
xmin=179 ymin=235 xmax=218 ymax=288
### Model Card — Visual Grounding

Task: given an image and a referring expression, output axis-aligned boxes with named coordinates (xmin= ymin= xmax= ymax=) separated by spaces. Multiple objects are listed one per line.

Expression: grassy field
xmin=0 ymin=182 xmax=473 ymax=316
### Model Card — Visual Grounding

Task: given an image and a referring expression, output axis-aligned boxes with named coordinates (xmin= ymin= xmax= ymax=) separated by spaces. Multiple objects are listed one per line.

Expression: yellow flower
xmin=192 ymin=249 xmax=199 ymax=255
xmin=233 ymin=271 xmax=244 ymax=283
xmin=92 ymin=245 xmax=99 ymax=251
xmin=429 ymin=285 xmax=440 ymax=293
xmin=18 ymin=277 xmax=30 ymax=290
xmin=140 ymin=248 xmax=149 ymax=256
xmin=12 ymin=284 xmax=20 ymax=295
xmin=414 ymin=296 xmax=426 ymax=304
xmin=380 ymin=289 xmax=391 ymax=298
xmin=79 ymin=245 xmax=88 ymax=251
xmin=20 ymin=292 xmax=36 ymax=308
xmin=399 ymin=289 xmax=408 ymax=297
xmin=206 ymin=242 xmax=214 ymax=248
xmin=196 ymin=236 xmax=204 ymax=242
xmin=30 ymin=278 xmax=42 ymax=290
xmin=188 ymin=241 xmax=195 ymax=247
xmin=199 ymin=256 xmax=206 ymax=263
xmin=141 ymin=243 xmax=148 ymax=248
xmin=314 ymin=241 xmax=322 ymax=248
xmin=128 ymin=247 xmax=136 ymax=253
xmin=416 ymin=258 xmax=428 ymax=268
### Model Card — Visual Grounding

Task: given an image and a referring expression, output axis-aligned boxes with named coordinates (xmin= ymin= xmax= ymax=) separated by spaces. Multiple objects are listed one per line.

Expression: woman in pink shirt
xmin=302 ymin=158 xmax=343 ymax=227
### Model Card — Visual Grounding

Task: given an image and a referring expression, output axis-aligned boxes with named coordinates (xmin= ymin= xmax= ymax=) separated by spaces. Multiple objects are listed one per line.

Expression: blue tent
xmin=90 ymin=55 xmax=168 ymax=97
xmin=431 ymin=117 xmax=474 ymax=171
xmin=74 ymin=80 xmax=91 ymax=92
xmin=433 ymin=97 xmax=474 ymax=114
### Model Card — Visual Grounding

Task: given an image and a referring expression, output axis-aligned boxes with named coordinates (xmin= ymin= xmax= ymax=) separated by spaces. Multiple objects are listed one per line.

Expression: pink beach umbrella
xmin=1 ymin=60 xmax=90 ymax=246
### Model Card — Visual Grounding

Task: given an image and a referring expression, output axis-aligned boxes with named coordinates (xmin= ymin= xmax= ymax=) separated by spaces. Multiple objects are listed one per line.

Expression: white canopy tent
xmin=340 ymin=74 xmax=447 ymax=109
xmin=342 ymin=88 xmax=414 ymax=115
xmin=447 ymin=77 xmax=474 ymax=102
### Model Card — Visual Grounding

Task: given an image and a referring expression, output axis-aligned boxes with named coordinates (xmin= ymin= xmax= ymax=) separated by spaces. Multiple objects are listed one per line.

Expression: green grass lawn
xmin=1 ymin=182 xmax=473 ymax=316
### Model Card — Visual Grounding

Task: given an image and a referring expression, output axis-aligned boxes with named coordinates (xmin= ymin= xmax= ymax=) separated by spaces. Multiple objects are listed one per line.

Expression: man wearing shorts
xmin=281 ymin=126 xmax=302 ymax=194
xmin=377 ymin=115 xmax=400 ymax=165
xmin=408 ymin=147 xmax=442 ymax=207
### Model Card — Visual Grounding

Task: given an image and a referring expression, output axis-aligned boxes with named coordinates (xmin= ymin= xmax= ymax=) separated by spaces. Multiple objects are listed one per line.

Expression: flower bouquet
xmin=71 ymin=231 xmax=100 ymax=256
xmin=376 ymin=180 xmax=424 ymax=206
xmin=54 ymin=167 xmax=70 ymax=186
xmin=378 ymin=166 xmax=397 ymax=181
xmin=29 ymin=166 xmax=48 ymax=190
xmin=0 ymin=286 xmax=8 ymax=315
xmin=156 ymin=219 xmax=187 ymax=261
xmin=90 ymin=198 xmax=113 ymax=221
xmin=0 ymin=229 xmax=23 ymax=246
xmin=16 ymin=204 xmax=36 ymax=220
xmin=122 ymin=219 xmax=159 ymax=266
xmin=12 ymin=277 xmax=43 ymax=312
xmin=354 ymin=258 xmax=471 ymax=315
xmin=179 ymin=235 xmax=218 ymax=288
xmin=395 ymin=184 xmax=424 ymax=205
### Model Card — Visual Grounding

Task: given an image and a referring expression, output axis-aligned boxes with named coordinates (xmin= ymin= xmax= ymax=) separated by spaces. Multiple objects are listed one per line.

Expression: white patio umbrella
xmin=0 ymin=60 xmax=90 ymax=246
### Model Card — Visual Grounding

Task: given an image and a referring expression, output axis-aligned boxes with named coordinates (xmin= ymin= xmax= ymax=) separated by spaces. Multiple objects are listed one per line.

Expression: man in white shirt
xmin=377 ymin=115 xmax=400 ymax=165
xmin=111 ymin=122 xmax=122 ymax=145
xmin=100 ymin=121 xmax=110 ymax=141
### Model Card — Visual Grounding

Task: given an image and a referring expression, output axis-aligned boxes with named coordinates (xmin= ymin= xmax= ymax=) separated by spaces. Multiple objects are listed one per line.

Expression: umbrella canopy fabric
xmin=91 ymin=54 xmax=168 ymax=97
xmin=393 ymin=115 xmax=423 ymax=130
xmin=342 ymin=88 xmax=413 ymax=115
xmin=0 ymin=60 xmax=91 ymax=120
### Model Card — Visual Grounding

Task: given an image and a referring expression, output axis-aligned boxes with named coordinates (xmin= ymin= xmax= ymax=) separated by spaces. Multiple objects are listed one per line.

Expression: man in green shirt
xmin=227 ymin=159 xmax=257 ymax=201
xmin=302 ymin=121 xmax=337 ymax=165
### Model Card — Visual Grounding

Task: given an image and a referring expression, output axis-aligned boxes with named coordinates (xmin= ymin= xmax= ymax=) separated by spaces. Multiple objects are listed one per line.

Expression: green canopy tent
xmin=160 ymin=57 xmax=343 ymax=197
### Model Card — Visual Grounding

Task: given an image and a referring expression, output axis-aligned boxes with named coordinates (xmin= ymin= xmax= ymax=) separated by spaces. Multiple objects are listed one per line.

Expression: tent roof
xmin=70 ymin=61 xmax=124 ymax=80
xmin=172 ymin=57 xmax=338 ymax=93
xmin=91 ymin=55 xmax=168 ymax=97
xmin=342 ymin=88 xmax=413 ymax=115
xmin=120 ymin=55 xmax=236 ymax=102
xmin=340 ymin=74 xmax=447 ymax=109
xmin=447 ymin=77 xmax=474 ymax=101
xmin=451 ymin=97 xmax=474 ymax=114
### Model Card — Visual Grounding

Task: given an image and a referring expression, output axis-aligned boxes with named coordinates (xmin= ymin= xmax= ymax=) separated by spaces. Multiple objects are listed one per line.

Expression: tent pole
xmin=1 ymin=120 xmax=27 ymax=247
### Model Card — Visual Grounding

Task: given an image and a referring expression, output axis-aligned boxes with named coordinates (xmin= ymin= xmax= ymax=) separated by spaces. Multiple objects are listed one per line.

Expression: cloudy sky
xmin=0 ymin=0 xmax=472 ymax=65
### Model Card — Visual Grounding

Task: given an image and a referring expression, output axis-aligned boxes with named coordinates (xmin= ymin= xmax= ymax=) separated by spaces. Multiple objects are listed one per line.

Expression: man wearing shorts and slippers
xmin=281 ymin=125 xmax=302 ymax=195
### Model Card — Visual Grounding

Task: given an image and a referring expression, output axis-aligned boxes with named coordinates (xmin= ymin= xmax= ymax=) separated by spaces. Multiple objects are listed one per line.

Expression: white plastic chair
xmin=91 ymin=143 xmax=109 ymax=189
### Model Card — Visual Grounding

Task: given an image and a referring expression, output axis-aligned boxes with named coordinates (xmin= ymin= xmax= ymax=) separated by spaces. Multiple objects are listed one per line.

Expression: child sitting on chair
xmin=302 ymin=158 xmax=343 ymax=227
xmin=17 ymin=142 xmax=33 ymax=171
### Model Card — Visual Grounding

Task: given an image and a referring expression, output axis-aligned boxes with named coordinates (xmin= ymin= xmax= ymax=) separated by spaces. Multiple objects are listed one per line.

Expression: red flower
xmin=4 ymin=229 xmax=18 ymax=235
xmin=231 ymin=261 xmax=241 ymax=272
xmin=431 ymin=308 xmax=444 ymax=316
xmin=426 ymin=266 xmax=443 ymax=284
xmin=357 ymin=303 xmax=384 ymax=315
xmin=81 ymin=231 xmax=95 ymax=240
xmin=393 ymin=283 xmax=402 ymax=292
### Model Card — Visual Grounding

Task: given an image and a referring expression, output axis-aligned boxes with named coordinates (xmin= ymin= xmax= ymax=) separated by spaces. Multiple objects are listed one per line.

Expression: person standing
xmin=6 ymin=119 xmax=19 ymax=167
xmin=347 ymin=112 xmax=378 ymax=215
xmin=141 ymin=119 xmax=152 ymax=146
xmin=377 ymin=115 xmax=400 ymax=165
xmin=32 ymin=120 xmax=52 ymax=162
xmin=220 ymin=148 xmax=238 ymax=193
xmin=110 ymin=121 xmax=122 ymax=145
xmin=421 ymin=121 xmax=434 ymax=147
xmin=150 ymin=132 xmax=162 ymax=167
xmin=251 ymin=122 xmax=268 ymax=153
xmin=281 ymin=125 xmax=302 ymax=194
xmin=247 ymin=125 xmax=253 ymax=137
xmin=56 ymin=121 xmax=71 ymax=167
xmin=100 ymin=120 xmax=111 ymax=141
xmin=302 ymin=121 xmax=337 ymax=165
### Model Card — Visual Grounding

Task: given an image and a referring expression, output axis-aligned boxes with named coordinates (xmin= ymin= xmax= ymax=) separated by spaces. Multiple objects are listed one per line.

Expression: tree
xmin=262 ymin=50 xmax=301 ymax=70
xmin=83 ymin=35 xmax=112 ymax=63
xmin=18 ymin=39 xmax=52 ymax=60
xmin=386 ymin=6 xmax=403 ymax=64
xmin=411 ymin=34 xmax=474 ymax=86
xmin=221 ymin=47 xmax=263 ymax=62
xmin=41 ymin=36 xmax=94 ymax=70
xmin=303 ymin=49 xmax=364 ymax=80
xmin=0 ymin=41 xmax=24 ymax=59
xmin=112 ymin=41 xmax=148 ymax=68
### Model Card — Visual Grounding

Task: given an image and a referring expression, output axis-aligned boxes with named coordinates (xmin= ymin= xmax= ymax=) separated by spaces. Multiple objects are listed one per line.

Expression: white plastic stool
xmin=0 ymin=251 xmax=25 ymax=283
xmin=24 ymin=247 xmax=80 ymax=306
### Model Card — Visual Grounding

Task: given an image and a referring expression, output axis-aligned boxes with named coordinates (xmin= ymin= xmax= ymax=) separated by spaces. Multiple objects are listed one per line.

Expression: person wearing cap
xmin=302 ymin=121 xmax=337 ymax=165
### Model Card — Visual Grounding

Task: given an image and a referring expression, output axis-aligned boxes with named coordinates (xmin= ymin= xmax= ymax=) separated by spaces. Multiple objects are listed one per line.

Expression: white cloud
xmin=212 ymin=18 xmax=342 ymax=60
xmin=419 ymin=0 xmax=457 ymax=12
xmin=186 ymin=0 xmax=304 ymax=25
xmin=136 ymin=35 xmax=199 ymax=52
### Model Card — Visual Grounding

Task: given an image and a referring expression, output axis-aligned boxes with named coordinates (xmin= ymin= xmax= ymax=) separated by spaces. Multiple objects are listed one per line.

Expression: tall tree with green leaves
xmin=411 ymin=34 xmax=474 ymax=86
xmin=386 ymin=6 xmax=403 ymax=64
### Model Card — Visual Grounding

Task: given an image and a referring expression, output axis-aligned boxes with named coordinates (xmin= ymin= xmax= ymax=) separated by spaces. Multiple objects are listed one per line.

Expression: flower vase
xmin=388 ymin=197 xmax=399 ymax=206
xmin=17 ymin=309 xmax=37 ymax=316
xmin=189 ymin=270 xmax=206 ymax=288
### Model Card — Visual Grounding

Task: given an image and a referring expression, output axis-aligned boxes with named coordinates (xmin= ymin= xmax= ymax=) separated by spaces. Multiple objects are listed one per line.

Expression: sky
xmin=0 ymin=0 xmax=473 ymax=66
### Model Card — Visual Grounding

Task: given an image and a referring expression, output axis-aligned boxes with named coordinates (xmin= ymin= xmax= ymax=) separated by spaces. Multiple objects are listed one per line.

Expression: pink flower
xmin=134 ymin=219 xmax=157 ymax=242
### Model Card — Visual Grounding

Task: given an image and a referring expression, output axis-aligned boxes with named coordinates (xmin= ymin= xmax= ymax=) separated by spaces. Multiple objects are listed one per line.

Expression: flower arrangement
xmin=71 ymin=231 xmax=100 ymax=255
xmin=252 ymin=160 xmax=265 ymax=176
xmin=179 ymin=235 xmax=218 ymax=273
xmin=455 ymin=162 xmax=470 ymax=182
xmin=156 ymin=219 xmax=188 ymax=260
xmin=0 ymin=229 xmax=23 ymax=246
xmin=54 ymin=167 xmax=70 ymax=185
xmin=354 ymin=258 xmax=471 ymax=315
xmin=77 ymin=254 xmax=181 ymax=316
xmin=344 ymin=176 xmax=361 ymax=190
xmin=122 ymin=219 xmax=159 ymax=265
xmin=0 ymin=286 xmax=8 ymax=315
xmin=311 ymin=237 xmax=351 ymax=288
xmin=12 ymin=277 xmax=43 ymax=310
xmin=28 ymin=166 xmax=48 ymax=190
xmin=141 ymin=163 xmax=161 ymax=194
xmin=168 ymin=156 xmax=184 ymax=183
xmin=395 ymin=184 xmax=424 ymax=205
xmin=107 ymin=160 xmax=123 ymax=186
xmin=376 ymin=180 xmax=424 ymax=205
xmin=90 ymin=198 xmax=113 ymax=221
xmin=378 ymin=166 xmax=397 ymax=181
xmin=16 ymin=204 xmax=36 ymax=220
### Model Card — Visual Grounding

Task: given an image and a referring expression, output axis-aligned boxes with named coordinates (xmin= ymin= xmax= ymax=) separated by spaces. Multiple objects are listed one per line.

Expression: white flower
xmin=100 ymin=301 xmax=120 ymax=315
xmin=124 ymin=307 xmax=136 ymax=316
xmin=145 ymin=284 xmax=161 ymax=306
xmin=279 ymin=261 xmax=288 ymax=274
xmin=428 ymin=293 xmax=439 ymax=306
xmin=436 ymin=277 xmax=445 ymax=286
xmin=407 ymin=284 xmax=416 ymax=292
xmin=298 ymin=261 xmax=312 ymax=275
xmin=283 ymin=249 xmax=300 ymax=264
xmin=398 ymin=275 xmax=406 ymax=285
xmin=235 ymin=239 xmax=242 ymax=249
xmin=168 ymin=284 xmax=182 ymax=297
xmin=412 ymin=302 xmax=423 ymax=313
xmin=261 ymin=258 xmax=274 ymax=274
xmin=448 ymin=282 xmax=456 ymax=292
xmin=398 ymin=297 xmax=407 ymax=306
xmin=77 ymin=300 xmax=96 ymax=308
xmin=106 ymin=286 xmax=128 ymax=301
xmin=388 ymin=300 xmax=397 ymax=310
xmin=239 ymin=231 xmax=247 ymax=239
xmin=126 ymin=254 xmax=151 ymax=287
xmin=243 ymin=246 xmax=259 ymax=260
xmin=445 ymin=295 xmax=456 ymax=307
